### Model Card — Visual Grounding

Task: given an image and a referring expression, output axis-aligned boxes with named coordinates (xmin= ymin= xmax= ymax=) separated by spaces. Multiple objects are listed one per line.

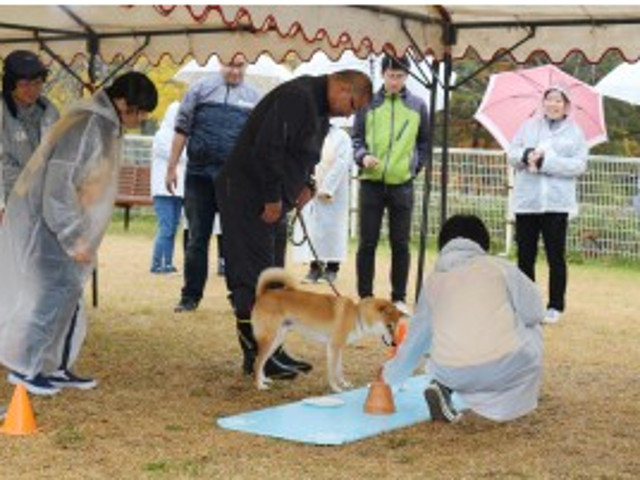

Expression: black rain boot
xmin=236 ymin=320 xmax=298 ymax=380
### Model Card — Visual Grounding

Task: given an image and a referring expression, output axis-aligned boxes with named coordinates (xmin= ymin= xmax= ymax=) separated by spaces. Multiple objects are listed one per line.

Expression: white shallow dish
xmin=302 ymin=396 xmax=345 ymax=408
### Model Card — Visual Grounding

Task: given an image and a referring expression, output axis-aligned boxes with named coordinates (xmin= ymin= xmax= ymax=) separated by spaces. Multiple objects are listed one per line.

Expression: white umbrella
xmin=172 ymin=54 xmax=293 ymax=93
xmin=595 ymin=62 xmax=640 ymax=105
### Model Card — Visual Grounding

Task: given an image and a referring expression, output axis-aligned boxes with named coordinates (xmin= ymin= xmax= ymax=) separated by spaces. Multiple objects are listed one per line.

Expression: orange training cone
xmin=387 ymin=320 xmax=408 ymax=358
xmin=1 ymin=384 xmax=37 ymax=435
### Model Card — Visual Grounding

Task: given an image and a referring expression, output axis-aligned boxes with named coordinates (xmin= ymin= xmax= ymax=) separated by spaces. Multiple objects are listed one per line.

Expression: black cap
xmin=381 ymin=54 xmax=410 ymax=73
xmin=4 ymin=50 xmax=48 ymax=80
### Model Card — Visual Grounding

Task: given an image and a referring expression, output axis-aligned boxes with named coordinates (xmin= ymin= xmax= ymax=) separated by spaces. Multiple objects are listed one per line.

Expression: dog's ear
xmin=378 ymin=303 xmax=395 ymax=316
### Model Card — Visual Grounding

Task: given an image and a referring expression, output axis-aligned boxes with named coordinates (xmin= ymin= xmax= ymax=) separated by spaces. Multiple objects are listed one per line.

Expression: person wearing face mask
xmin=166 ymin=55 xmax=262 ymax=313
xmin=507 ymin=85 xmax=589 ymax=325
xmin=0 ymin=72 xmax=157 ymax=395
xmin=215 ymin=69 xmax=373 ymax=381
xmin=0 ymin=49 xmax=60 ymax=225
xmin=352 ymin=54 xmax=430 ymax=316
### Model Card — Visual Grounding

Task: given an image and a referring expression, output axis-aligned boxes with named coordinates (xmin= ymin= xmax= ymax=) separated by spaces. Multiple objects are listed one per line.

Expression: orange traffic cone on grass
xmin=364 ymin=380 xmax=396 ymax=415
xmin=1 ymin=384 xmax=37 ymax=435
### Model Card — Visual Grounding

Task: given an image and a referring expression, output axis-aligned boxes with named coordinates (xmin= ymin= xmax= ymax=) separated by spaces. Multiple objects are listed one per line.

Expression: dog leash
xmin=290 ymin=207 xmax=342 ymax=297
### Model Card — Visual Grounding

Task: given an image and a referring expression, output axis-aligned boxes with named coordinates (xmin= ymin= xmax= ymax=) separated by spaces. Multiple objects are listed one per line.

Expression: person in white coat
xmin=507 ymin=85 xmax=588 ymax=325
xmin=292 ymin=122 xmax=353 ymax=283
xmin=150 ymin=101 xmax=186 ymax=273
xmin=0 ymin=72 xmax=157 ymax=396
xmin=380 ymin=214 xmax=545 ymax=423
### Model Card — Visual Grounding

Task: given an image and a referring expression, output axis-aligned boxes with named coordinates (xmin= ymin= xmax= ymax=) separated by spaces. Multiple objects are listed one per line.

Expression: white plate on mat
xmin=302 ymin=396 xmax=345 ymax=408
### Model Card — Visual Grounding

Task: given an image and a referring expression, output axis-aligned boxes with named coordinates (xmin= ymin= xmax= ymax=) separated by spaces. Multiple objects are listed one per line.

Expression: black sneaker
xmin=301 ymin=269 xmax=322 ymax=284
xmin=273 ymin=348 xmax=313 ymax=373
xmin=321 ymin=270 xmax=338 ymax=284
xmin=48 ymin=370 xmax=98 ymax=390
xmin=424 ymin=380 xmax=462 ymax=423
xmin=8 ymin=371 xmax=60 ymax=396
xmin=174 ymin=298 xmax=199 ymax=313
xmin=242 ymin=354 xmax=298 ymax=380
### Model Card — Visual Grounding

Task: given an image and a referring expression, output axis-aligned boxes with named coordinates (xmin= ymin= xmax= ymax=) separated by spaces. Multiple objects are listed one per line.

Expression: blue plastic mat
xmin=217 ymin=375 xmax=462 ymax=445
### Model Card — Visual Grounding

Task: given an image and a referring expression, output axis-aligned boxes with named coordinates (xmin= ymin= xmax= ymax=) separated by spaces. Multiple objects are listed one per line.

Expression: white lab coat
xmin=150 ymin=101 xmax=186 ymax=198
xmin=292 ymin=125 xmax=353 ymax=263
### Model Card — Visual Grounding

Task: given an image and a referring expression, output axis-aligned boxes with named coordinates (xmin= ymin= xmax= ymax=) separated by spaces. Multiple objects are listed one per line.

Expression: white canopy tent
xmin=1 ymin=5 xmax=640 ymax=66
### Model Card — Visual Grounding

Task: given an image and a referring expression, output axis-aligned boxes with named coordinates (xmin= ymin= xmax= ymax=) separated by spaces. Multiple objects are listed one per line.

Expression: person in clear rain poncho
xmin=0 ymin=72 xmax=157 ymax=396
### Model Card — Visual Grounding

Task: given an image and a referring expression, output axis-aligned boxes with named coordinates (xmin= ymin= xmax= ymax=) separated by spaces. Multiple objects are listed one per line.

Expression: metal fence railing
xmin=413 ymin=148 xmax=640 ymax=261
xmin=124 ymin=135 xmax=640 ymax=262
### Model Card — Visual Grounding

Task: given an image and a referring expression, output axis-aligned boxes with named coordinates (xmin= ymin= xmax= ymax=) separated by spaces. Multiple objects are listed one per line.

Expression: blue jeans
xmin=151 ymin=195 xmax=183 ymax=272
xmin=181 ymin=172 xmax=219 ymax=302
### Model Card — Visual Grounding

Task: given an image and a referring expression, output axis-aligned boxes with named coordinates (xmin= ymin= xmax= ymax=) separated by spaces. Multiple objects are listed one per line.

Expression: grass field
xmin=1 ymin=220 xmax=639 ymax=479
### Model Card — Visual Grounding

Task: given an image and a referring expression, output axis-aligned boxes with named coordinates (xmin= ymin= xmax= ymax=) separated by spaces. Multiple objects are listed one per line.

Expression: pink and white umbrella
xmin=474 ymin=64 xmax=607 ymax=150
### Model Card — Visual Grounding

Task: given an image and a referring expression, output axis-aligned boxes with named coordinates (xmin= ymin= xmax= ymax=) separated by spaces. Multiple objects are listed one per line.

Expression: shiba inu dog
xmin=252 ymin=268 xmax=404 ymax=392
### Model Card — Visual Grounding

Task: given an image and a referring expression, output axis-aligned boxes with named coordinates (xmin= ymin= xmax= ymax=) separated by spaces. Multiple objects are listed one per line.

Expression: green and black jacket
xmin=353 ymin=87 xmax=429 ymax=185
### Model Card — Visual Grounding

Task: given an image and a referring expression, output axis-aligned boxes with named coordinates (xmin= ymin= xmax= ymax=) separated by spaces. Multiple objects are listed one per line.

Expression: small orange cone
xmin=364 ymin=380 xmax=396 ymax=415
xmin=387 ymin=320 xmax=408 ymax=358
xmin=1 ymin=384 xmax=37 ymax=435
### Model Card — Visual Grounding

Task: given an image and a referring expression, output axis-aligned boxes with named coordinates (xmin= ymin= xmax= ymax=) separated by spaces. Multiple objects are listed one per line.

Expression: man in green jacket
xmin=352 ymin=54 xmax=429 ymax=314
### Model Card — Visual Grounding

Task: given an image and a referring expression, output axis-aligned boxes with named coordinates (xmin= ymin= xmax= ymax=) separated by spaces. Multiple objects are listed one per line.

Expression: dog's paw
xmin=256 ymin=377 xmax=273 ymax=390
xmin=339 ymin=379 xmax=353 ymax=390
xmin=329 ymin=384 xmax=343 ymax=393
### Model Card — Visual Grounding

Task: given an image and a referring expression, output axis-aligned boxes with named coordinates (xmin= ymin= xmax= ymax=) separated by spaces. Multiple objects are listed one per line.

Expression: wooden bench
xmin=114 ymin=164 xmax=153 ymax=230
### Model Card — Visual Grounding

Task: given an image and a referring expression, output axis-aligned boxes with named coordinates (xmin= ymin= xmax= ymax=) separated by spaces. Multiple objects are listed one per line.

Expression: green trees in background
xmin=36 ymin=50 xmax=640 ymax=157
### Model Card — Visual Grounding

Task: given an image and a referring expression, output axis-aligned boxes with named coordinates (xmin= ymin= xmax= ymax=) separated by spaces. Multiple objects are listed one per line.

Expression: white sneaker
xmin=393 ymin=301 xmax=411 ymax=316
xmin=543 ymin=308 xmax=562 ymax=325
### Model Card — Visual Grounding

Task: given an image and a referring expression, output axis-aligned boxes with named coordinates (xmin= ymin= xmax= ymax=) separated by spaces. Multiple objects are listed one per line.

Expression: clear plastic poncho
xmin=0 ymin=90 xmax=122 ymax=377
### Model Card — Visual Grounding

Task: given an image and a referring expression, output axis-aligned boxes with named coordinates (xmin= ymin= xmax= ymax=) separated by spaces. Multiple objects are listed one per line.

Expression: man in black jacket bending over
xmin=216 ymin=70 xmax=373 ymax=379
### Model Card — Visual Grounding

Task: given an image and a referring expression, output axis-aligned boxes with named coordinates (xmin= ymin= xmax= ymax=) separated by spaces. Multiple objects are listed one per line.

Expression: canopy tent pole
xmin=415 ymin=59 xmax=439 ymax=302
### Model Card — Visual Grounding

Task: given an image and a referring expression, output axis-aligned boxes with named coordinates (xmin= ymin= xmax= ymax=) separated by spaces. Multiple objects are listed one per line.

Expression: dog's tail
xmin=256 ymin=267 xmax=297 ymax=297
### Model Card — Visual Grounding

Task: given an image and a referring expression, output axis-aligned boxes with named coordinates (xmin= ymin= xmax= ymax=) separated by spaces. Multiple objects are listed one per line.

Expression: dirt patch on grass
xmin=1 ymin=232 xmax=639 ymax=479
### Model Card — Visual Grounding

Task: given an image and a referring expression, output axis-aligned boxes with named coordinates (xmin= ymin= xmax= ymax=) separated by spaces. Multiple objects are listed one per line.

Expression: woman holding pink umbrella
xmin=507 ymin=85 xmax=588 ymax=325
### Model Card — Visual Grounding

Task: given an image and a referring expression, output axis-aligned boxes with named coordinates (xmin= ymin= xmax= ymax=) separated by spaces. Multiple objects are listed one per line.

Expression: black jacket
xmin=217 ymin=75 xmax=330 ymax=210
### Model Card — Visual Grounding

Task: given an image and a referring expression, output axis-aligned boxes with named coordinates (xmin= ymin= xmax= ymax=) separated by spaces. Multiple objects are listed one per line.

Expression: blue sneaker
xmin=47 ymin=370 xmax=98 ymax=390
xmin=8 ymin=371 xmax=60 ymax=396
